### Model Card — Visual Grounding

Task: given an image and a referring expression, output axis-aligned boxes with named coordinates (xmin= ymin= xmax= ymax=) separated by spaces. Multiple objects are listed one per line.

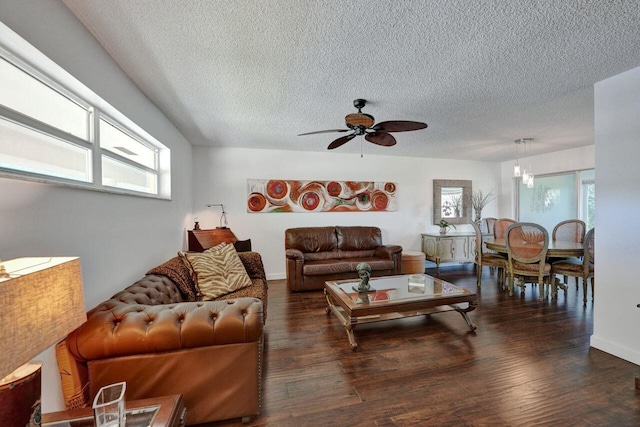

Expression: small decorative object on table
xmin=471 ymin=189 xmax=497 ymax=225
xmin=93 ymin=382 xmax=126 ymax=427
xmin=193 ymin=217 xmax=201 ymax=230
xmin=353 ymin=262 xmax=373 ymax=293
xmin=439 ymin=219 xmax=456 ymax=235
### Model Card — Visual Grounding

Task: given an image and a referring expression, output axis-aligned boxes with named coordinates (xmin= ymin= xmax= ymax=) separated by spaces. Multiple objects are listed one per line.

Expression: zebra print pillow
xmin=179 ymin=243 xmax=252 ymax=300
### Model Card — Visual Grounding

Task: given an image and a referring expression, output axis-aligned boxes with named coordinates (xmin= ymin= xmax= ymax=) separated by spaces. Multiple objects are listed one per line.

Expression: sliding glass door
xmin=516 ymin=169 xmax=594 ymax=233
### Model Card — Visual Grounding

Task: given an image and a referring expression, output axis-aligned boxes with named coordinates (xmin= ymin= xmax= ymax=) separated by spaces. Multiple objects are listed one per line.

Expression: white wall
xmin=590 ymin=66 xmax=640 ymax=364
xmin=192 ymin=147 xmax=501 ymax=279
xmin=0 ymin=1 xmax=193 ymax=411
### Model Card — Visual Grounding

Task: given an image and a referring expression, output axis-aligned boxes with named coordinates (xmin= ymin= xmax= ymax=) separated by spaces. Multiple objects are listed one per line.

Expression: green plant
xmin=439 ymin=219 xmax=456 ymax=230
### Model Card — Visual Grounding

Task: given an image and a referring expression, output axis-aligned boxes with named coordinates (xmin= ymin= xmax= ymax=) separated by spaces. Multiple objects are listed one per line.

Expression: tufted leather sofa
xmin=285 ymin=226 xmax=402 ymax=291
xmin=61 ymin=252 xmax=267 ymax=425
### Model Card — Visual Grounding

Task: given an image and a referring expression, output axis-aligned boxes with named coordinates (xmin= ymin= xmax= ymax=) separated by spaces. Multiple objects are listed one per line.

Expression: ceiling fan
xmin=298 ymin=99 xmax=428 ymax=150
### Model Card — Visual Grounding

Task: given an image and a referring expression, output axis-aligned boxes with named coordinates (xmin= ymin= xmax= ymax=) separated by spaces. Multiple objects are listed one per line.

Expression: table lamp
xmin=0 ymin=257 xmax=86 ymax=427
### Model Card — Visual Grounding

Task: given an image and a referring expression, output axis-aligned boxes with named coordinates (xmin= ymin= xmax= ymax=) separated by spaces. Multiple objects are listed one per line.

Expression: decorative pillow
xmin=179 ymin=243 xmax=252 ymax=300
xmin=147 ymin=256 xmax=200 ymax=301
xmin=233 ymin=238 xmax=252 ymax=252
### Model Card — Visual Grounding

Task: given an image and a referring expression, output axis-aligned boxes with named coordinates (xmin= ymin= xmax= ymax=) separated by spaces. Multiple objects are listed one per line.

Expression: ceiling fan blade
xmin=328 ymin=133 xmax=356 ymax=150
xmin=298 ymin=129 xmax=350 ymax=136
xmin=365 ymin=132 xmax=396 ymax=147
xmin=373 ymin=121 xmax=428 ymax=133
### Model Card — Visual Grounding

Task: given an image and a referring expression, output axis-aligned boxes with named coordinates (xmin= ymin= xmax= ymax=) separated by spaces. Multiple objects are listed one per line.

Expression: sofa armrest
xmin=238 ymin=251 xmax=267 ymax=281
xmin=286 ymin=248 xmax=304 ymax=261
xmin=66 ymin=298 xmax=263 ymax=362
xmin=374 ymin=245 xmax=403 ymax=259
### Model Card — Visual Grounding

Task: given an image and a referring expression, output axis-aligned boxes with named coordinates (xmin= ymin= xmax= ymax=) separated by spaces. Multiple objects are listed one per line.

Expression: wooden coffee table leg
xmin=453 ymin=301 xmax=477 ymax=331
xmin=325 ymin=289 xmax=359 ymax=350
xmin=345 ymin=320 xmax=359 ymax=351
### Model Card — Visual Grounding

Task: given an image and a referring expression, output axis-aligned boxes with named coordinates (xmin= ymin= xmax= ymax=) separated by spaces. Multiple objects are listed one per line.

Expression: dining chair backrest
xmin=483 ymin=217 xmax=497 ymax=235
xmin=493 ymin=218 xmax=516 ymax=239
xmin=470 ymin=221 xmax=483 ymax=259
xmin=552 ymin=219 xmax=586 ymax=243
xmin=585 ymin=227 xmax=595 ymax=266
xmin=505 ymin=222 xmax=549 ymax=264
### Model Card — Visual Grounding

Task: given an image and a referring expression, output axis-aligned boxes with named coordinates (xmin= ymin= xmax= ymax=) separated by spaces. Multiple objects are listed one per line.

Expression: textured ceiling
xmin=61 ymin=0 xmax=640 ymax=161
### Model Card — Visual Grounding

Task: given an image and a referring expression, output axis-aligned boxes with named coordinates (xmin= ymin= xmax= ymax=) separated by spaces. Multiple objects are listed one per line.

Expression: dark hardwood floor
xmin=205 ymin=265 xmax=640 ymax=426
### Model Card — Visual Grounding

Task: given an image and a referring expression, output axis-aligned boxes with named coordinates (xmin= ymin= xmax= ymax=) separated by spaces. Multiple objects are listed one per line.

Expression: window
xmin=516 ymin=169 xmax=595 ymax=232
xmin=0 ymin=26 xmax=170 ymax=198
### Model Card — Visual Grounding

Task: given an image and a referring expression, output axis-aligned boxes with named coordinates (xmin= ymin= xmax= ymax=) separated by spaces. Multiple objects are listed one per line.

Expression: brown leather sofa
xmin=60 ymin=252 xmax=267 ymax=425
xmin=285 ymin=226 xmax=402 ymax=291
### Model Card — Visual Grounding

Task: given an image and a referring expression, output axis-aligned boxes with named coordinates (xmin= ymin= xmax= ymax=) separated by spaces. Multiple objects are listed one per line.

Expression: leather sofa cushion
xmin=337 ymin=249 xmax=376 ymax=259
xmin=304 ymin=250 xmax=340 ymax=262
xmin=336 ymin=226 xmax=382 ymax=251
xmin=303 ymin=258 xmax=394 ymax=276
xmin=285 ymin=226 xmax=337 ymax=253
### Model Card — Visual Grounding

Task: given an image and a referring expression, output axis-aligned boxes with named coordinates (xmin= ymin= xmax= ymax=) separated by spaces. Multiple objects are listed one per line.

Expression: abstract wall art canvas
xmin=246 ymin=179 xmax=398 ymax=213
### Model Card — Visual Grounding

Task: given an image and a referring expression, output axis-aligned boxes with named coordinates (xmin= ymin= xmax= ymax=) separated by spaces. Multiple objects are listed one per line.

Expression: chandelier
xmin=514 ymin=138 xmax=534 ymax=188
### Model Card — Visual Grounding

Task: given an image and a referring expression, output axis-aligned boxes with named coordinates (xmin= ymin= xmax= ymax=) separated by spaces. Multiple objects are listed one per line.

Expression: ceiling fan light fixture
xmin=298 ymin=99 xmax=427 ymax=151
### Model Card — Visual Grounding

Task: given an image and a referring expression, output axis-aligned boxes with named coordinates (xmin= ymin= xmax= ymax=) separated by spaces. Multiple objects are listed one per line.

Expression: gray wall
xmin=0 ymin=0 xmax=193 ymax=410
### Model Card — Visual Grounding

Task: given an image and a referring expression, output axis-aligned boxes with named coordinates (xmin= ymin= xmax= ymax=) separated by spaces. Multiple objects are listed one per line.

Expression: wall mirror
xmin=433 ymin=179 xmax=472 ymax=225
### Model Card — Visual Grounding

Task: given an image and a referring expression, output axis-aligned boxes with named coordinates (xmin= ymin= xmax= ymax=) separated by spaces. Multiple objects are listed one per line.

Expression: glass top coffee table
xmin=324 ymin=274 xmax=477 ymax=350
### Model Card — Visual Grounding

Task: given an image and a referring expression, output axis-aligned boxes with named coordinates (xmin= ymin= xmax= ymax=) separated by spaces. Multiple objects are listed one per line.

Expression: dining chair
xmin=552 ymin=219 xmax=586 ymax=243
xmin=470 ymin=221 xmax=507 ymax=288
xmin=483 ymin=217 xmax=497 ymax=235
xmin=504 ymin=222 xmax=552 ymax=301
xmin=493 ymin=218 xmax=516 ymax=239
xmin=551 ymin=219 xmax=586 ymax=287
xmin=551 ymin=228 xmax=595 ymax=304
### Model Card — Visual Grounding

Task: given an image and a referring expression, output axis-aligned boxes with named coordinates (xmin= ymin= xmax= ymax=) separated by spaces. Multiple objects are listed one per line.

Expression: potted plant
xmin=439 ymin=219 xmax=456 ymax=234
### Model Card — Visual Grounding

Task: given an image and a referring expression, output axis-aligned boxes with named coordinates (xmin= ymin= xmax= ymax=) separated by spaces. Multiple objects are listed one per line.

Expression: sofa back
xmin=285 ymin=226 xmax=337 ymax=253
xmin=336 ymin=226 xmax=381 ymax=249
xmin=285 ymin=226 xmax=383 ymax=260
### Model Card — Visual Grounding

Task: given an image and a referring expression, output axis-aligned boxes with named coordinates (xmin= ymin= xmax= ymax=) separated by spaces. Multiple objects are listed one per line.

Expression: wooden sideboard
xmin=188 ymin=228 xmax=237 ymax=252
xmin=421 ymin=232 xmax=481 ymax=275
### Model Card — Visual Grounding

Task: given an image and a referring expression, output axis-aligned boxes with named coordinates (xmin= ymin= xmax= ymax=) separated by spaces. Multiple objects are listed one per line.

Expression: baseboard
xmin=590 ymin=334 xmax=640 ymax=366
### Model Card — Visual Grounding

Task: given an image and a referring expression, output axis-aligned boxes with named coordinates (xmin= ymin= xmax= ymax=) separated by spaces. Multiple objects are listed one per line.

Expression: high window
xmin=0 ymin=26 xmax=170 ymax=198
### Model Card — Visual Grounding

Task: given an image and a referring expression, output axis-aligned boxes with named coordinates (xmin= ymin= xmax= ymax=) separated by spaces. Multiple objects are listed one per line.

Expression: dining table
xmin=484 ymin=236 xmax=584 ymax=298
xmin=484 ymin=237 xmax=584 ymax=258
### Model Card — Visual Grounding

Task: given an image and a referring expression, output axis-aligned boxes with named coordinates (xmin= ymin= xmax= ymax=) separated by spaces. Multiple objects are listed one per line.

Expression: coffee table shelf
xmin=325 ymin=274 xmax=477 ymax=350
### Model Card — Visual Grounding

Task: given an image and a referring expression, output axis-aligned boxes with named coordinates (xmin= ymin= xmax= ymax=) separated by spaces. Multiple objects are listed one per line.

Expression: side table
xmin=42 ymin=394 xmax=186 ymax=427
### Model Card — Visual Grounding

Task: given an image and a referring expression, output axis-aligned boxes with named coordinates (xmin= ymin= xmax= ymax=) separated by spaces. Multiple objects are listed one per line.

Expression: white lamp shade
xmin=0 ymin=257 xmax=86 ymax=380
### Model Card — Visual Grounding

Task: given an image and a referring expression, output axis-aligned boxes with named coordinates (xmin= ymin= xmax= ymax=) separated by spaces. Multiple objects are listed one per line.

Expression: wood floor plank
xmin=200 ymin=267 xmax=640 ymax=426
